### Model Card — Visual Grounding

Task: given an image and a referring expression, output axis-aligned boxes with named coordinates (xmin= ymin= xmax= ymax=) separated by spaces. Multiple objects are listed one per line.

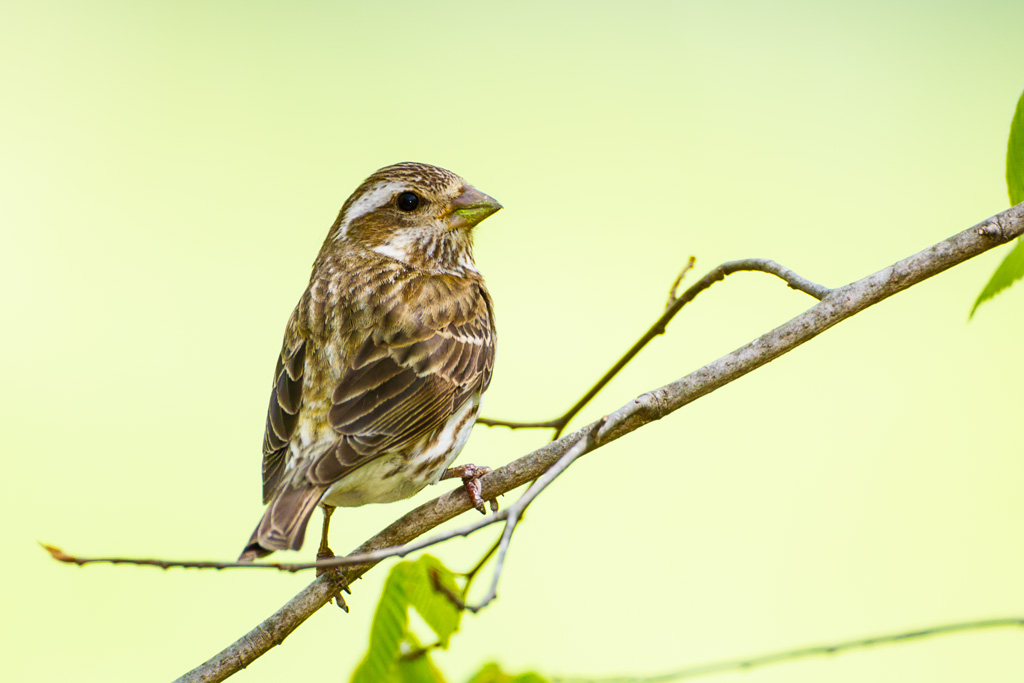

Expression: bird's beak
xmin=445 ymin=184 xmax=502 ymax=231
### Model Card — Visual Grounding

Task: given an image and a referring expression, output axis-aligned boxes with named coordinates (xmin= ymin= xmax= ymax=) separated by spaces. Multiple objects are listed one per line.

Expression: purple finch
xmin=239 ymin=162 xmax=500 ymax=562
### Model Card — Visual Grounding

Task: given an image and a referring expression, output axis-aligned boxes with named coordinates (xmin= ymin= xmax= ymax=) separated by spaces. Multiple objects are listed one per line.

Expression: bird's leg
xmin=316 ymin=504 xmax=335 ymax=561
xmin=441 ymin=464 xmax=498 ymax=515
xmin=315 ymin=504 xmax=349 ymax=611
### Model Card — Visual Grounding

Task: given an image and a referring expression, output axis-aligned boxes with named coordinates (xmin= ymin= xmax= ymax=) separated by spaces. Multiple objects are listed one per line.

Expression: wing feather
xmin=261 ymin=337 xmax=306 ymax=503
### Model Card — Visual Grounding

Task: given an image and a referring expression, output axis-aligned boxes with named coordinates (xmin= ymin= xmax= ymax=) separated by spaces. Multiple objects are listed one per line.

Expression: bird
xmin=238 ymin=162 xmax=500 ymax=563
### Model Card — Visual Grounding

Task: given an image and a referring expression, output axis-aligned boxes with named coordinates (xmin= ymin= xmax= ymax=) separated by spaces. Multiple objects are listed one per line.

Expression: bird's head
xmin=325 ymin=162 xmax=502 ymax=275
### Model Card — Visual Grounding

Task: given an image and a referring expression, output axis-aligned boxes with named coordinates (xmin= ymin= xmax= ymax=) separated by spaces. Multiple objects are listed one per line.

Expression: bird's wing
xmin=260 ymin=315 xmax=307 ymax=503
xmin=306 ymin=294 xmax=494 ymax=486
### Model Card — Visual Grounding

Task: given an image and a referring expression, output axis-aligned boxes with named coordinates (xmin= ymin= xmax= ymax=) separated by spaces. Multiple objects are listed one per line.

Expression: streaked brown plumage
xmin=239 ymin=162 xmax=500 ymax=561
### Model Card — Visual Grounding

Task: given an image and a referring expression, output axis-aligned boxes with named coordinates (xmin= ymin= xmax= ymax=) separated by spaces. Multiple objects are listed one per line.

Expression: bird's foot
xmin=441 ymin=463 xmax=498 ymax=515
xmin=316 ymin=545 xmax=350 ymax=612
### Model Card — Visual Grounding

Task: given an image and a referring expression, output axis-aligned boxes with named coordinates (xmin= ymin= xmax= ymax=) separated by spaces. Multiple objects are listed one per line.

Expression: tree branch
xmin=478 ymin=257 xmax=832 ymax=437
xmin=552 ymin=617 xmax=1024 ymax=682
xmin=138 ymin=202 xmax=1022 ymax=681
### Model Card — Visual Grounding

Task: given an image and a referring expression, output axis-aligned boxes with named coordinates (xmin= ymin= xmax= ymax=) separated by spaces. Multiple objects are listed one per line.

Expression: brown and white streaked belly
xmin=322 ymin=392 xmax=482 ymax=508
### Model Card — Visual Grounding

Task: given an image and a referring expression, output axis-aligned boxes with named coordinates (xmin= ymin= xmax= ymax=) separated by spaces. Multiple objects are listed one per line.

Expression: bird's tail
xmin=238 ymin=483 xmax=328 ymax=562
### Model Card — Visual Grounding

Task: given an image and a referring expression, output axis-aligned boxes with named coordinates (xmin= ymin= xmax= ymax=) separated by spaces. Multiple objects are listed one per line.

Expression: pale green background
xmin=3 ymin=1 xmax=1023 ymax=681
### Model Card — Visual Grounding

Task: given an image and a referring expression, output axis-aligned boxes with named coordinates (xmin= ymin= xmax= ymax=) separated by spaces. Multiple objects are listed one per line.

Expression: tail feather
xmin=238 ymin=484 xmax=327 ymax=561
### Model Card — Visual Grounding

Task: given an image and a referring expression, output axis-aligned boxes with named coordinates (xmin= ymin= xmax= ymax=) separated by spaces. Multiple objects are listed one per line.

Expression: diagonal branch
xmin=163 ymin=202 xmax=1024 ymax=682
xmin=478 ymin=257 xmax=832 ymax=438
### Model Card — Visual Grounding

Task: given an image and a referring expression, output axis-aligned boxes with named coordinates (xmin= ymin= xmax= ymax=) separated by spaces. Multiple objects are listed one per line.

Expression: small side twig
xmin=43 ymin=508 xmax=507 ymax=573
xmin=480 ymin=257 xmax=831 ymax=438
xmin=665 ymin=256 xmax=697 ymax=309
xmin=462 ymin=537 xmax=502 ymax=583
xmin=475 ymin=417 xmax=560 ymax=429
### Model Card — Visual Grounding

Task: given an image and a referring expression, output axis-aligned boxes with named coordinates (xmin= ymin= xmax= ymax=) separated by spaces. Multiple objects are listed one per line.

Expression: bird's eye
xmin=396 ymin=191 xmax=420 ymax=212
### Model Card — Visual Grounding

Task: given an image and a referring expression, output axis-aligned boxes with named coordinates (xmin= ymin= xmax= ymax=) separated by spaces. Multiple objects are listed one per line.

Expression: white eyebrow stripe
xmin=334 ymin=180 xmax=406 ymax=240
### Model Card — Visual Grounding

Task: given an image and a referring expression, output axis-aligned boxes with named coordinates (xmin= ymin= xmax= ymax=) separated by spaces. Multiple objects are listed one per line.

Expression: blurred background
xmin=3 ymin=0 xmax=1024 ymax=681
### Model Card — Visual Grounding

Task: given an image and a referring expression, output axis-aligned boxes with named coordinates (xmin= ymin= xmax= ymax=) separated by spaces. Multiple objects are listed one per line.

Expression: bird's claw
xmin=316 ymin=546 xmax=350 ymax=611
xmin=442 ymin=463 xmax=497 ymax=515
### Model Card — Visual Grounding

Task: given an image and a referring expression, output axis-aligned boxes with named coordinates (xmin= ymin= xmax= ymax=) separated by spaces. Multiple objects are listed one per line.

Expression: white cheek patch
xmin=370 ymin=230 xmax=420 ymax=264
xmin=334 ymin=181 xmax=406 ymax=240
xmin=371 ymin=242 xmax=410 ymax=262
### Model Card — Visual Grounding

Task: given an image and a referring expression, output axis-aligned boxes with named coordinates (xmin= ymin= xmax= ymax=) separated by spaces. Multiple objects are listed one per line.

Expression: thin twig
xmin=479 ymin=257 xmax=832 ymax=438
xmin=462 ymin=537 xmax=502 ymax=583
xmin=423 ymin=541 xmax=501 ymax=613
xmin=476 ymin=417 xmax=560 ymax=429
xmin=552 ymin=617 xmax=1024 ymax=682
xmin=44 ymin=509 xmax=506 ymax=573
xmin=665 ymin=256 xmax=697 ymax=309
xmin=463 ymin=511 xmax=519 ymax=612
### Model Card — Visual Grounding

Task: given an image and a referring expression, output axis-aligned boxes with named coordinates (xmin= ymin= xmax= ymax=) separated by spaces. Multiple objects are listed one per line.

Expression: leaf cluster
xmin=350 ymin=556 xmax=546 ymax=683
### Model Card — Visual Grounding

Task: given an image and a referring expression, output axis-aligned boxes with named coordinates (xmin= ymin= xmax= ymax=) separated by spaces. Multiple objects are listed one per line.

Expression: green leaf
xmin=1008 ymin=87 xmax=1024 ymax=206
xmin=971 ymin=88 xmax=1024 ymax=317
xmin=350 ymin=556 xmax=464 ymax=683
xmin=971 ymin=239 xmax=1024 ymax=317
xmin=397 ymin=555 xmax=463 ymax=649
xmin=464 ymin=662 xmax=550 ymax=683
xmin=394 ymin=632 xmax=448 ymax=683
xmin=395 ymin=656 xmax=448 ymax=683
xmin=351 ymin=572 xmax=407 ymax=683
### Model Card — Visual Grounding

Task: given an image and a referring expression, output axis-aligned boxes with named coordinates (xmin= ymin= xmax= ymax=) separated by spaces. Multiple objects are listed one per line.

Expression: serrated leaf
xmin=971 ymin=88 xmax=1024 ymax=317
xmin=351 ymin=556 xmax=464 ymax=683
xmin=465 ymin=662 xmax=550 ymax=683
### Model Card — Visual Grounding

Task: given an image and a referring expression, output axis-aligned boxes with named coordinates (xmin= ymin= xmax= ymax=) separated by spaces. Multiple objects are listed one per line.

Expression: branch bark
xmin=175 ymin=202 xmax=1023 ymax=682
